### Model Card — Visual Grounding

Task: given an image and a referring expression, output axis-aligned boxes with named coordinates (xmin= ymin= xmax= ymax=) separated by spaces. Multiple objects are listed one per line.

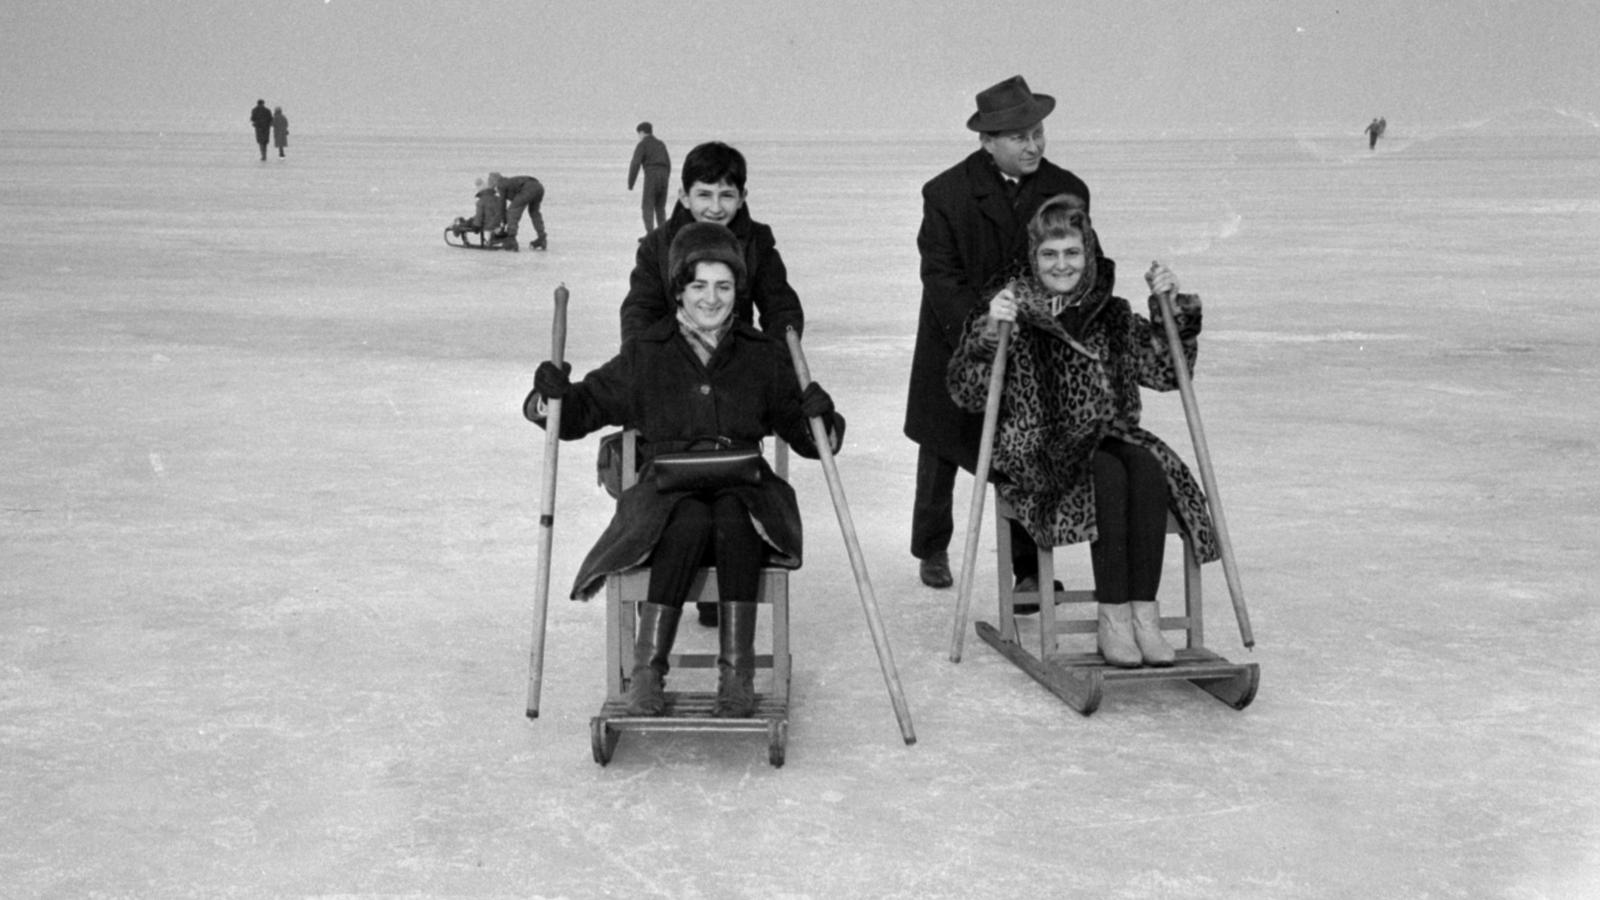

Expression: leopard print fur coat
xmin=946 ymin=276 xmax=1219 ymax=563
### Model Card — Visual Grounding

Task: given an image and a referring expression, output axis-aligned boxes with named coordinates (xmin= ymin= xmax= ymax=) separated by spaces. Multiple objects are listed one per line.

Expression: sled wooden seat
xmin=975 ymin=494 xmax=1258 ymax=716
xmin=590 ymin=431 xmax=793 ymax=767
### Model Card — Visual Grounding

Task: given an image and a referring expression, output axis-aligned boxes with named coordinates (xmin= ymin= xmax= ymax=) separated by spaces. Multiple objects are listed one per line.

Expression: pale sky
xmin=2 ymin=0 xmax=1596 ymax=138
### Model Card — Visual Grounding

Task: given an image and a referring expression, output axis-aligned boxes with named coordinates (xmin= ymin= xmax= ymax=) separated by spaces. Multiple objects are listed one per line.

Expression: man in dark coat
xmin=619 ymin=141 xmax=804 ymax=346
xmin=250 ymin=100 xmax=272 ymax=161
xmin=904 ymin=74 xmax=1107 ymax=591
xmin=628 ymin=121 xmax=672 ymax=234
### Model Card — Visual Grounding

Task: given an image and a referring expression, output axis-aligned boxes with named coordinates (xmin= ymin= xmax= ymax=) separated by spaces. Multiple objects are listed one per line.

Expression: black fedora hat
xmin=966 ymin=75 xmax=1055 ymax=133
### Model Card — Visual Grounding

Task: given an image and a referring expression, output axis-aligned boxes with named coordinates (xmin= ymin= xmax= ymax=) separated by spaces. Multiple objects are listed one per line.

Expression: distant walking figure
xmin=628 ymin=121 xmax=672 ymax=234
xmin=251 ymin=99 xmax=273 ymax=161
xmin=1365 ymin=117 xmax=1387 ymax=150
xmin=272 ymin=107 xmax=289 ymax=158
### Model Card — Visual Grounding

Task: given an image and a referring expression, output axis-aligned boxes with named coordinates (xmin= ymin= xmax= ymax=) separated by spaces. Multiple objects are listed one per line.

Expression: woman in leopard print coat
xmin=946 ymin=197 xmax=1217 ymax=667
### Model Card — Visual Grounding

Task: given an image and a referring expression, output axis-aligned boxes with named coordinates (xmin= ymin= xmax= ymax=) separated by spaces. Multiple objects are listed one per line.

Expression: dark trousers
xmin=504 ymin=183 xmax=546 ymax=240
xmin=1088 ymin=438 xmax=1170 ymax=605
xmin=254 ymin=129 xmax=270 ymax=160
xmin=913 ymin=444 xmax=1036 ymax=575
xmin=640 ymin=168 xmax=669 ymax=233
xmin=646 ymin=493 xmax=762 ymax=609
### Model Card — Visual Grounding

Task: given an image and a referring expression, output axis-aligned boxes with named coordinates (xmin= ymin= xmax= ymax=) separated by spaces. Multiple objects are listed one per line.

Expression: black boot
xmin=529 ymin=234 xmax=547 ymax=250
xmin=714 ymin=602 xmax=759 ymax=718
xmin=626 ymin=602 xmax=680 ymax=715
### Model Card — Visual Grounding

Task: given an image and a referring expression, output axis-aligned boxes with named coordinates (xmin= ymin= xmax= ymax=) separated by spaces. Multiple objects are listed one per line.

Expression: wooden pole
xmin=949 ymin=321 xmax=1012 ymax=663
xmin=785 ymin=329 xmax=916 ymax=745
xmin=526 ymin=284 xmax=570 ymax=717
xmin=1153 ymin=286 xmax=1255 ymax=649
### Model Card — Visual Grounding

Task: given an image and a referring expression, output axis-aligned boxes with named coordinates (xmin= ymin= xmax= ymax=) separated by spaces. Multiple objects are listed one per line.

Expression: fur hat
xmin=966 ymin=75 xmax=1055 ymax=133
xmin=668 ymin=222 xmax=746 ymax=294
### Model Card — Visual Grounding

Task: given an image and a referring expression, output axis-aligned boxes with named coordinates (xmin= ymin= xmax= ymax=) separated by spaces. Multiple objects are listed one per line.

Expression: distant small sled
xmin=444 ymin=218 xmax=517 ymax=250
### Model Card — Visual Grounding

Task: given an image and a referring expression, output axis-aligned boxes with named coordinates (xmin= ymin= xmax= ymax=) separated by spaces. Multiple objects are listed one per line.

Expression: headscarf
xmin=1024 ymin=195 xmax=1101 ymax=314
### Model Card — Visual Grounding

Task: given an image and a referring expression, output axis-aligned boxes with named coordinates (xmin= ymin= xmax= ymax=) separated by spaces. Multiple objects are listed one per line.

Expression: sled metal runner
xmin=444 ymin=220 xmax=517 ymax=250
xmin=975 ymin=497 xmax=1258 ymax=716
xmin=588 ymin=432 xmax=793 ymax=767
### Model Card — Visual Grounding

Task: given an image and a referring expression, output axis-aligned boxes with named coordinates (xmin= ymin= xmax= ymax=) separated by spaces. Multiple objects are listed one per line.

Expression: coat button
xmin=699 ymin=384 xmax=711 ymax=395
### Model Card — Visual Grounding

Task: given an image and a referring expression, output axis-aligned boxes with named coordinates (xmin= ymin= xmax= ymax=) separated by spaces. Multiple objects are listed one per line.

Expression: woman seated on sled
xmin=945 ymin=196 xmax=1219 ymax=668
xmin=523 ymin=222 xmax=844 ymax=716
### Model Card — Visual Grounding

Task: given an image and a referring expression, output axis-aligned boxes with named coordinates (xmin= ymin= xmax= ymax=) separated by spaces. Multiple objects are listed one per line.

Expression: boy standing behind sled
xmin=619 ymin=141 xmax=805 ymax=346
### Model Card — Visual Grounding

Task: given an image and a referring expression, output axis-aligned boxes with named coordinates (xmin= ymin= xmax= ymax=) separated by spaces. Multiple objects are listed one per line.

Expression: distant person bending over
xmin=628 ymin=121 xmax=672 ymax=234
xmin=272 ymin=107 xmax=289 ymax=159
xmin=491 ymin=172 xmax=547 ymax=250
xmin=617 ymin=140 xmax=807 ymax=627
xmin=946 ymin=198 xmax=1218 ymax=667
xmin=524 ymin=222 xmax=844 ymax=717
xmin=250 ymin=100 xmax=273 ymax=162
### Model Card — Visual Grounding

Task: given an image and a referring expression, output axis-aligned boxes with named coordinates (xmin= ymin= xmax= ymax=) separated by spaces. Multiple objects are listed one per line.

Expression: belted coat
xmin=524 ymin=317 xmax=831 ymax=599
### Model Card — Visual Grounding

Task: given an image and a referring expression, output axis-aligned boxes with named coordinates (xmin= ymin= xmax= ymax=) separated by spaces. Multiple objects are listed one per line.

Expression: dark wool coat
xmin=523 ymin=317 xmax=828 ymax=599
xmin=250 ymin=103 xmax=272 ymax=141
xmin=905 ymin=149 xmax=1096 ymax=472
xmin=946 ymin=277 xmax=1220 ymax=563
xmin=619 ymin=204 xmax=804 ymax=344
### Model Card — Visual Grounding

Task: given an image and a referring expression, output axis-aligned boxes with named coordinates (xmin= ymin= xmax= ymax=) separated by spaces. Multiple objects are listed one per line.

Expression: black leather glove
xmin=824 ymin=412 xmax=846 ymax=450
xmin=1150 ymin=294 xmax=1202 ymax=341
xmin=534 ymin=361 xmax=572 ymax=399
xmin=800 ymin=382 xmax=834 ymax=420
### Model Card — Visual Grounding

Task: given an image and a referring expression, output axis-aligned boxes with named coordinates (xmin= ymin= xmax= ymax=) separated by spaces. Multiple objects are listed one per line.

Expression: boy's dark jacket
xmin=619 ymin=204 xmax=804 ymax=344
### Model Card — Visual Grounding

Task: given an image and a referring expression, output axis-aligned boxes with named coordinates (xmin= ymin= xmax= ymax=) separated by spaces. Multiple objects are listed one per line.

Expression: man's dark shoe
xmin=1009 ymin=575 xmax=1066 ymax=615
xmin=919 ymin=551 xmax=953 ymax=589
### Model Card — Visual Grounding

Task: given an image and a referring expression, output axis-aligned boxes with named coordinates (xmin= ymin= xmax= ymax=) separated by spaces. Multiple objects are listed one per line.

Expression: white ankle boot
xmin=1097 ymin=603 xmax=1142 ymax=668
xmin=1130 ymin=601 xmax=1176 ymax=667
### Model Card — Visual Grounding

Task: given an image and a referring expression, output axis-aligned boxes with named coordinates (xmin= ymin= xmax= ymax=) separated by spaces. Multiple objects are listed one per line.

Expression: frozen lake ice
xmin=3 ymin=121 xmax=1599 ymax=897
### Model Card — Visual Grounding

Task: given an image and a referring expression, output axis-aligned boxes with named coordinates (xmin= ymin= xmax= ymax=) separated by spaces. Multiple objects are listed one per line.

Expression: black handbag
xmin=651 ymin=437 xmax=762 ymax=493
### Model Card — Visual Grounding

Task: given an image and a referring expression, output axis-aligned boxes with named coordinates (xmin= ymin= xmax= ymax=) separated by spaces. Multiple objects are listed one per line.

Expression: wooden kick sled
xmin=973 ymin=499 xmax=1258 ymax=716
xmin=949 ymin=289 xmax=1259 ymax=716
xmin=524 ymin=294 xmax=917 ymax=765
xmin=588 ymin=431 xmax=794 ymax=767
